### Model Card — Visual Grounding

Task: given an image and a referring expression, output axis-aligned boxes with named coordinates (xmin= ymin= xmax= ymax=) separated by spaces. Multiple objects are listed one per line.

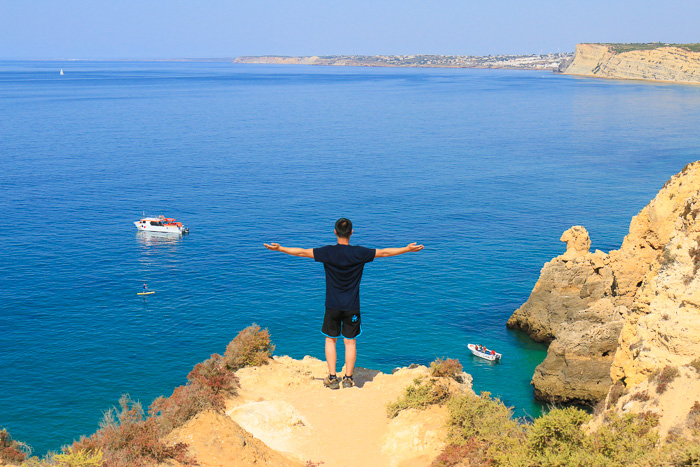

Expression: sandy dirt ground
xmin=225 ymin=356 xmax=469 ymax=467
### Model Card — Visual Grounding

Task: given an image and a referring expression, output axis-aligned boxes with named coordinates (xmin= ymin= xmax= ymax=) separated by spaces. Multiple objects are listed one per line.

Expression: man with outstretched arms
xmin=264 ymin=218 xmax=423 ymax=389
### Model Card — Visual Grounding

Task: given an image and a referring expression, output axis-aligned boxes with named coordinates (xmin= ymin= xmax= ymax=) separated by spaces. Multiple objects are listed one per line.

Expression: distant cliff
xmin=561 ymin=43 xmax=700 ymax=83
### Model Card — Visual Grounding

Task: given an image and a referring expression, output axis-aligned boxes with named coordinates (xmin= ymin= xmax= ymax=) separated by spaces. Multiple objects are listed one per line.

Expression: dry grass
xmin=654 ymin=365 xmax=680 ymax=394
xmin=630 ymin=390 xmax=651 ymax=402
xmin=429 ymin=358 xmax=463 ymax=380
xmin=688 ymin=358 xmax=700 ymax=375
xmin=607 ymin=381 xmax=626 ymax=408
xmin=688 ymin=401 xmax=700 ymax=431
xmin=225 ymin=324 xmax=275 ymax=370
xmin=0 ymin=428 xmax=30 ymax=464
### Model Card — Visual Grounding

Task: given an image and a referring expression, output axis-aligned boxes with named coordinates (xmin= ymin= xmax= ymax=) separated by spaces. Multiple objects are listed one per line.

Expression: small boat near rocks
xmin=468 ymin=343 xmax=502 ymax=361
xmin=134 ymin=215 xmax=189 ymax=234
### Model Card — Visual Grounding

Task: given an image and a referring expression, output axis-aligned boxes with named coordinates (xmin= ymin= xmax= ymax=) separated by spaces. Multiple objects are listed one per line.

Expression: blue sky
xmin=1 ymin=0 xmax=698 ymax=59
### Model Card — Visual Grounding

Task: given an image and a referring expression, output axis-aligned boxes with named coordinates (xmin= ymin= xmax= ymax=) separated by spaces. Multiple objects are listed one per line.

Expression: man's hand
xmin=264 ymin=243 xmax=281 ymax=251
xmin=375 ymin=242 xmax=425 ymax=258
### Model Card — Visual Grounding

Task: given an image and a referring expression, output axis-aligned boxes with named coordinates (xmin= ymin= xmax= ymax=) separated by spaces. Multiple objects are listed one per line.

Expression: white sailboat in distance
xmin=60 ymin=69 xmax=64 ymax=76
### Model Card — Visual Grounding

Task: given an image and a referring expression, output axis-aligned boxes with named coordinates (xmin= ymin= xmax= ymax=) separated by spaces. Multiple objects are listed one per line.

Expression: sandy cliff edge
xmin=166 ymin=355 xmax=473 ymax=467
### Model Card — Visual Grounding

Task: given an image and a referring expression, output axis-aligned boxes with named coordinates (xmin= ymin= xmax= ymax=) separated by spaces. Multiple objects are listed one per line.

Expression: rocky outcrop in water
xmin=509 ymin=162 xmax=700 ymax=403
xmin=561 ymin=43 xmax=700 ymax=83
xmin=507 ymin=226 xmax=624 ymax=402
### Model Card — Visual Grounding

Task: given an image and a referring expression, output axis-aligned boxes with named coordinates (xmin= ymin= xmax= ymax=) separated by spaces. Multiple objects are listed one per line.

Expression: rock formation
xmin=507 ymin=226 xmax=624 ymax=402
xmin=562 ymin=43 xmax=700 ymax=83
xmin=509 ymin=161 xmax=700 ymax=403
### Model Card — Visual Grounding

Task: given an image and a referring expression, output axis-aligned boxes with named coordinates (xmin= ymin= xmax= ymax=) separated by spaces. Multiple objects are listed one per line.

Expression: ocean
xmin=1 ymin=60 xmax=699 ymax=455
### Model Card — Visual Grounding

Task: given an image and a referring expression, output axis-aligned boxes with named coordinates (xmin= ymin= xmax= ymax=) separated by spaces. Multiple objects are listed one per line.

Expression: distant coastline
xmin=233 ymin=53 xmax=572 ymax=70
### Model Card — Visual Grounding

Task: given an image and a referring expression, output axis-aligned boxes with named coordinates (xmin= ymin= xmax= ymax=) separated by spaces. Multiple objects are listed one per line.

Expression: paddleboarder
xmin=264 ymin=218 xmax=423 ymax=389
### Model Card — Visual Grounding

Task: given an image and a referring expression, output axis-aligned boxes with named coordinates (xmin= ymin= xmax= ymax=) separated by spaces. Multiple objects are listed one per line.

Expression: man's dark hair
xmin=335 ymin=218 xmax=353 ymax=238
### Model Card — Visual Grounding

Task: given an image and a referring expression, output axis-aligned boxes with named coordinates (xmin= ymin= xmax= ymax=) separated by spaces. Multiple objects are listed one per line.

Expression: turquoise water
xmin=1 ymin=61 xmax=700 ymax=455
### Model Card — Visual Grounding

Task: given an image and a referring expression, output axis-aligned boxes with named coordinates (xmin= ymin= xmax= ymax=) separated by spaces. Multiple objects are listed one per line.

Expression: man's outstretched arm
xmin=264 ymin=243 xmax=314 ymax=258
xmin=375 ymin=242 xmax=424 ymax=258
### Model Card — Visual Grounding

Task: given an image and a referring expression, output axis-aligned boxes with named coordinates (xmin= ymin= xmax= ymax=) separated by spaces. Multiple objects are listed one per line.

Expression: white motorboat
xmin=468 ymin=343 xmax=501 ymax=361
xmin=134 ymin=215 xmax=189 ymax=234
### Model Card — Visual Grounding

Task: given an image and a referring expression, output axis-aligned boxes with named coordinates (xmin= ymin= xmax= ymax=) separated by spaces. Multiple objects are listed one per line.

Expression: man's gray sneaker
xmin=324 ymin=374 xmax=340 ymax=389
xmin=342 ymin=375 xmax=354 ymax=388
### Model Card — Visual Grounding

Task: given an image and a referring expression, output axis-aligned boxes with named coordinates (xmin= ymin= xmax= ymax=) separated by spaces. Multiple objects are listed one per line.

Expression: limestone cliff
xmin=509 ymin=161 xmax=700 ymax=403
xmin=612 ymin=172 xmax=700 ymax=385
xmin=562 ymin=43 xmax=700 ymax=83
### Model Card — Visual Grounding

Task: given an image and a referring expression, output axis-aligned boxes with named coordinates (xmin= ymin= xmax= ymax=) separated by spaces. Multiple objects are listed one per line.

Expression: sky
xmin=1 ymin=0 xmax=698 ymax=59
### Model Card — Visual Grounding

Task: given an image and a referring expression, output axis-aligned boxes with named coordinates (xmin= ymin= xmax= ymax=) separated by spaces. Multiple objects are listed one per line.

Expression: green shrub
xmin=53 ymin=448 xmax=103 ymax=466
xmin=526 ymin=406 xmax=589 ymax=461
xmin=224 ymin=324 xmax=275 ymax=370
xmin=430 ymin=358 xmax=463 ymax=380
xmin=445 ymin=392 xmax=525 ymax=464
xmin=386 ymin=378 xmax=450 ymax=419
xmin=662 ymin=440 xmax=700 ymax=466
xmin=435 ymin=393 xmax=676 ymax=466
xmin=0 ymin=427 xmax=30 ymax=464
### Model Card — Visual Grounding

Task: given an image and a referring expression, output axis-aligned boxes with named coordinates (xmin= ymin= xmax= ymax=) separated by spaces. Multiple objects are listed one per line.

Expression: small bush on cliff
xmin=630 ymin=390 xmax=651 ymax=402
xmin=429 ymin=358 xmax=463 ymax=380
xmin=52 ymin=447 xmax=103 ymax=466
xmin=687 ymin=401 xmax=700 ymax=431
xmin=432 ymin=442 xmax=486 ymax=467
xmin=434 ymin=392 xmax=675 ymax=466
xmin=654 ymin=365 xmax=680 ymax=394
xmin=224 ymin=324 xmax=275 ymax=371
xmin=528 ymin=407 xmax=589 ymax=451
xmin=444 ymin=392 xmax=525 ymax=463
xmin=72 ymin=394 xmax=195 ymax=467
xmin=688 ymin=358 xmax=700 ymax=375
xmin=0 ymin=427 xmax=30 ymax=464
xmin=386 ymin=377 xmax=450 ymax=418
xmin=149 ymin=353 xmax=238 ymax=434
xmin=607 ymin=380 xmax=626 ymax=408
xmin=661 ymin=245 xmax=678 ymax=269
xmin=590 ymin=412 xmax=659 ymax=460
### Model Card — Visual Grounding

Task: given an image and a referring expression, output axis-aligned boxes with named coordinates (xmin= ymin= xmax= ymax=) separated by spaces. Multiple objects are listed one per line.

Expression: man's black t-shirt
xmin=313 ymin=244 xmax=376 ymax=311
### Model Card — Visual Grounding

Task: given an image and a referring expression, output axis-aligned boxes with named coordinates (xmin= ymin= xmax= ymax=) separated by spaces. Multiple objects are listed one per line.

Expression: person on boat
xmin=491 ymin=350 xmax=495 ymax=356
xmin=264 ymin=218 xmax=423 ymax=390
xmin=143 ymin=283 xmax=148 ymax=293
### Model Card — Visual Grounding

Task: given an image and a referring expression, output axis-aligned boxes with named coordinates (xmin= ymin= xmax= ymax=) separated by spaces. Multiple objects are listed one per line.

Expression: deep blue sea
xmin=1 ymin=60 xmax=700 ymax=455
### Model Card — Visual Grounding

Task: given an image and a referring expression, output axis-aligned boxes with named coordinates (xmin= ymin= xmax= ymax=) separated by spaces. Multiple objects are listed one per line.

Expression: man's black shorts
xmin=321 ymin=308 xmax=362 ymax=339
